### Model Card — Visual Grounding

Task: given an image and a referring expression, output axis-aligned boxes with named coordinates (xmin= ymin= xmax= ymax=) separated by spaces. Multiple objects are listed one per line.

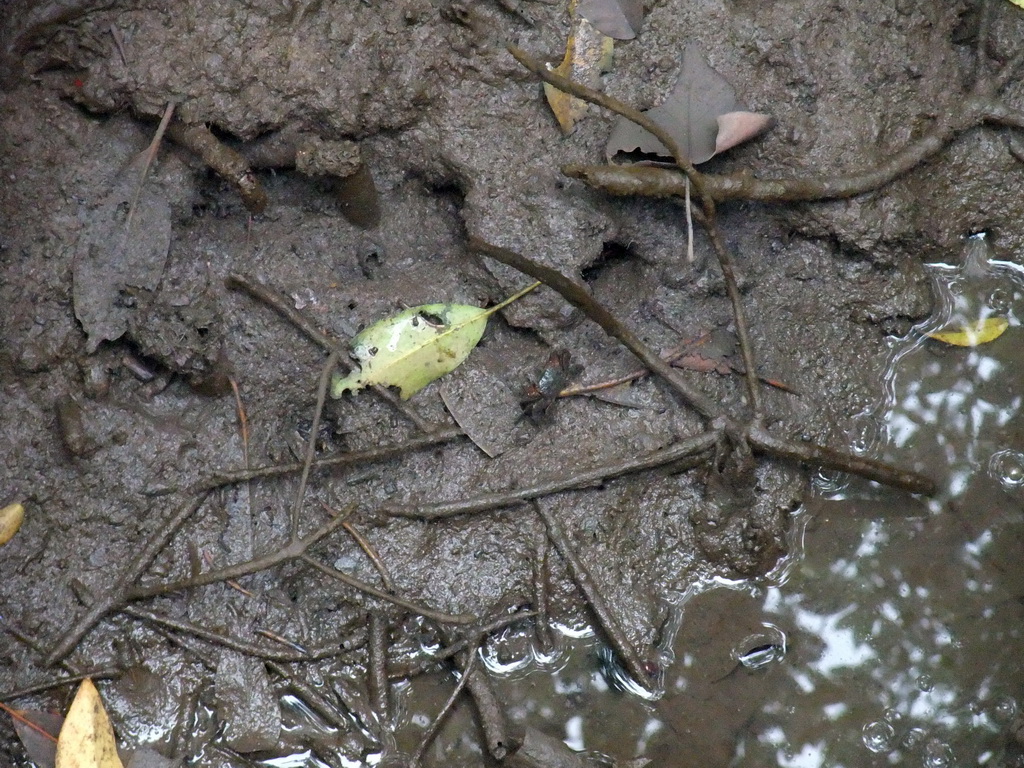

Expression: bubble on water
xmin=733 ymin=624 xmax=787 ymax=671
xmin=917 ymin=674 xmax=934 ymax=692
xmin=988 ymin=287 xmax=1012 ymax=315
xmin=923 ymin=738 xmax=953 ymax=768
xmin=903 ymin=728 xmax=926 ymax=749
xmin=848 ymin=413 xmax=887 ymax=456
xmin=813 ymin=467 xmax=849 ymax=495
xmin=883 ymin=707 xmax=904 ymax=725
xmin=993 ymin=695 xmax=1018 ymax=723
xmin=862 ymin=720 xmax=896 ymax=753
xmin=989 ymin=450 xmax=1024 ymax=489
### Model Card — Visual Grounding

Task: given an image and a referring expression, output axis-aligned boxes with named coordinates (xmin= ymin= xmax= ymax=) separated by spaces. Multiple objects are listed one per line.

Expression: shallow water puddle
xmin=646 ymin=233 xmax=1024 ymax=767
xmin=355 ymin=235 xmax=1024 ymax=767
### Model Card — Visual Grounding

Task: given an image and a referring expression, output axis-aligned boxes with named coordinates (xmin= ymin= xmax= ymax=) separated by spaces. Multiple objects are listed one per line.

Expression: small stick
xmin=461 ymin=655 xmax=519 ymax=759
xmin=125 ymin=511 xmax=351 ymax=600
xmin=340 ymin=517 xmax=396 ymax=593
xmin=46 ymin=489 xmax=212 ymax=666
xmin=200 ymin=427 xmax=464 ymax=490
xmin=267 ymin=661 xmax=354 ymax=731
xmin=290 ymin=350 xmax=339 ymax=541
xmin=225 ymin=273 xmax=436 ymax=432
xmin=229 ymin=377 xmax=250 ymax=468
xmin=166 ymin=122 xmax=268 ymax=213
xmin=0 ymin=669 xmax=121 ymax=703
xmin=120 ymin=603 xmax=345 ymax=662
xmin=409 ymin=643 xmax=479 ymax=768
xmin=254 ymin=629 xmax=310 ymax=655
xmin=747 ymin=425 xmax=935 ymax=495
xmin=108 ymin=24 xmax=128 ymax=66
xmin=387 ymin=610 xmax=536 ymax=680
xmin=300 ymin=555 xmax=476 ymax=624
xmin=367 ymin=613 xmax=390 ymax=724
xmin=532 ymin=527 xmax=555 ymax=655
xmin=386 ymin=431 xmax=717 ymax=520
xmin=124 ymin=101 xmax=175 ymax=236
xmin=533 ymin=501 xmax=651 ymax=689
xmin=469 ymin=237 xmax=724 ymax=421
xmin=470 ymin=238 xmax=934 ymax=494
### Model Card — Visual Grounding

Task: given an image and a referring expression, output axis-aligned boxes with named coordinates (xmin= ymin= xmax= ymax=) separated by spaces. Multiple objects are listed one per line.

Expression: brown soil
xmin=1 ymin=0 xmax=1020 ymax=765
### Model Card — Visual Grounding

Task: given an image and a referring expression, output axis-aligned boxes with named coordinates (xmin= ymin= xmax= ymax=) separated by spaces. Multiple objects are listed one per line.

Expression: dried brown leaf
xmin=544 ymin=0 xmax=614 ymax=133
xmin=606 ymin=45 xmax=771 ymax=164
xmin=577 ymin=0 xmax=643 ymax=39
xmin=714 ymin=111 xmax=774 ymax=155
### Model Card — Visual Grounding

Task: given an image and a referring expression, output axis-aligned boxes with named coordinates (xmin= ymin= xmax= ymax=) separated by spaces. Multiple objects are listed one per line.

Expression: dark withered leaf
xmin=606 ymin=45 xmax=771 ymax=164
xmin=577 ymin=0 xmax=643 ymax=39
xmin=12 ymin=710 xmax=62 ymax=768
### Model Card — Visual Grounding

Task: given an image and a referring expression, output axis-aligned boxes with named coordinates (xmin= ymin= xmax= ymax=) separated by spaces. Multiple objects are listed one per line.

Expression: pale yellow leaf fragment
xmin=927 ymin=317 xmax=1008 ymax=347
xmin=0 ymin=502 xmax=24 ymax=546
xmin=55 ymin=679 xmax=124 ymax=768
xmin=544 ymin=0 xmax=614 ymax=134
xmin=1006 ymin=0 xmax=1024 ymax=9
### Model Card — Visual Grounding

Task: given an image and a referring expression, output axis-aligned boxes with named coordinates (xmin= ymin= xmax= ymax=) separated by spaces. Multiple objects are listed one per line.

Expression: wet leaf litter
xmin=926 ymin=317 xmax=1008 ymax=346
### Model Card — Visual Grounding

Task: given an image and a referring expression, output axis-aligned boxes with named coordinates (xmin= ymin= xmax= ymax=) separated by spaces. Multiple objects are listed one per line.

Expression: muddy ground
xmin=1 ymin=0 xmax=1023 ymax=766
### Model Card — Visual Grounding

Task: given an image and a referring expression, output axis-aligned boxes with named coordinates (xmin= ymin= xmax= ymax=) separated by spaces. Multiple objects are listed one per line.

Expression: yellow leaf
xmin=544 ymin=0 xmax=614 ymax=134
xmin=332 ymin=282 xmax=540 ymax=400
xmin=0 ymin=502 xmax=24 ymax=546
xmin=55 ymin=679 xmax=124 ymax=768
xmin=927 ymin=317 xmax=1008 ymax=347
xmin=1007 ymin=0 xmax=1024 ymax=8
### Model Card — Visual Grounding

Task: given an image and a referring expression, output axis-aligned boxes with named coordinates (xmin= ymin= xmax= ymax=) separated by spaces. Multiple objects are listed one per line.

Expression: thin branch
xmin=387 ymin=610 xmax=537 ymax=680
xmin=469 ymin=237 xmax=726 ymax=421
xmin=300 ymin=555 xmax=476 ymax=624
xmin=200 ymin=427 xmax=464 ymax=491
xmin=562 ymin=112 xmax=964 ymax=204
xmin=225 ymin=272 xmax=435 ymax=432
xmin=470 ymin=238 xmax=936 ymax=495
xmin=46 ymin=489 xmax=212 ymax=666
xmin=533 ymin=501 xmax=651 ymax=690
xmin=746 ymin=425 xmax=935 ymax=495
xmin=339 ymin=517 xmax=397 ymax=593
xmin=0 ymin=669 xmax=122 ymax=703
xmin=290 ymin=350 xmax=339 ymax=540
xmin=267 ymin=661 xmax=355 ymax=732
xmin=385 ymin=431 xmax=718 ymax=520
xmin=166 ymin=122 xmax=268 ymax=213
xmin=125 ymin=511 xmax=350 ymax=600
xmin=410 ymin=643 xmax=479 ymax=768
xmin=367 ymin=613 xmax=390 ymax=724
xmin=120 ymin=603 xmax=355 ymax=662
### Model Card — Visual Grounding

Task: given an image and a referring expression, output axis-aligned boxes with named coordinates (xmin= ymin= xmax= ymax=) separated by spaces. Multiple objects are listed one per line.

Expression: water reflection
xmin=392 ymin=234 xmax=1024 ymax=767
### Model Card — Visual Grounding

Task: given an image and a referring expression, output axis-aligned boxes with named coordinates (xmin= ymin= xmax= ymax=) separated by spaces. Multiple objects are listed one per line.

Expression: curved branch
xmin=564 ymin=112 xmax=969 ymax=204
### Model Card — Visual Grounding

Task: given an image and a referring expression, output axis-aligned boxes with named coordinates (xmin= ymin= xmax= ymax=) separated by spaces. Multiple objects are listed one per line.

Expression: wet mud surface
xmin=1 ymin=0 xmax=1022 ymax=765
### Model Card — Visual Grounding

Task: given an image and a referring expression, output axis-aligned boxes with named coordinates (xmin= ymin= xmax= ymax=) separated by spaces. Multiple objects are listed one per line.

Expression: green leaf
xmin=331 ymin=282 xmax=540 ymax=400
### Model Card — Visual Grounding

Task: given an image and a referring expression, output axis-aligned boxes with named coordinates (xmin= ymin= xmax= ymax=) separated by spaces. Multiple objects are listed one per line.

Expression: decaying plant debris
xmin=2 ymin=0 xmax=1024 ymax=765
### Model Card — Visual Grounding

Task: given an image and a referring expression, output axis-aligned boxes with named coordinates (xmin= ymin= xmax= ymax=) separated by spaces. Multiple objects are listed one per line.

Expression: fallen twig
xmin=166 ymin=122 xmax=268 ymax=213
xmin=469 ymin=237 xmax=936 ymax=496
xmin=385 ymin=431 xmax=718 ymax=520
xmin=410 ymin=642 xmax=480 ymax=768
xmin=368 ymin=613 xmax=390 ymax=724
xmin=225 ymin=272 xmax=436 ymax=432
xmin=46 ymin=489 xmax=212 ymax=666
xmin=533 ymin=502 xmax=651 ymax=689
